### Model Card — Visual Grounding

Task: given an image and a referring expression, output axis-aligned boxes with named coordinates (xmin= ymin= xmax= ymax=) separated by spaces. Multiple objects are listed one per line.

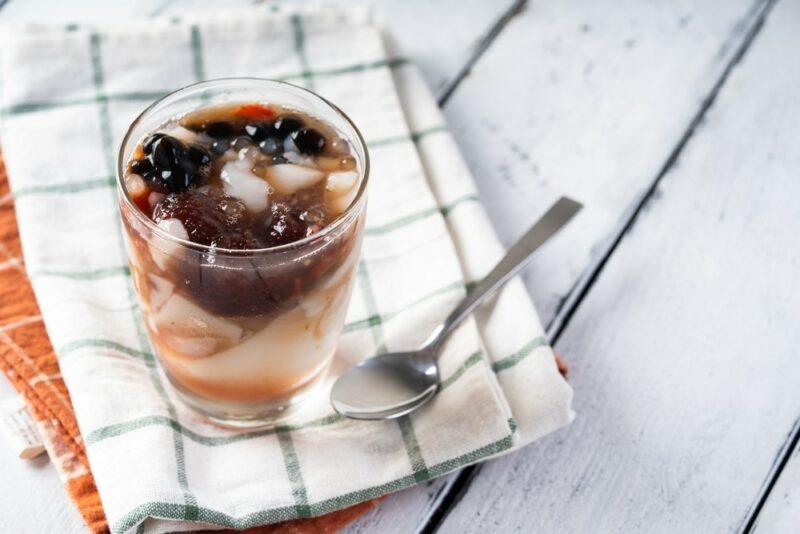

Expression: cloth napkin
xmin=0 ymin=5 xmax=574 ymax=533
xmin=0 ymin=159 xmax=380 ymax=534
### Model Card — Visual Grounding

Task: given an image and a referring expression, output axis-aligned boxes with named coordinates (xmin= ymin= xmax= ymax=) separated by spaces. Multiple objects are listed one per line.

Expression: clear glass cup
xmin=116 ymin=79 xmax=369 ymax=427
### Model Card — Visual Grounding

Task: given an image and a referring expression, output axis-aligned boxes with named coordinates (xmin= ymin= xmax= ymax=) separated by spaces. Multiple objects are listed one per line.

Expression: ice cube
xmin=324 ymin=171 xmax=359 ymax=214
xmin=161 ymin=334 xmax=218 ymax=358
xmin=150 ymin=218 xmax=189 ymax=270
xmin=147 ymin=274 xmax=174 ymax=310
xmin=219 ymin=159 xmax=271 ymax=213
xmin=155 ymin=293 xmax=243 ymax=341
xmin=124 ymin=173 xmax=147 ymax=197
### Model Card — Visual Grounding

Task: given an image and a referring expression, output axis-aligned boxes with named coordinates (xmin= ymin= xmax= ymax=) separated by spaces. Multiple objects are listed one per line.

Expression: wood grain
xmin=436 ymin=0 xmax=800 ymax=531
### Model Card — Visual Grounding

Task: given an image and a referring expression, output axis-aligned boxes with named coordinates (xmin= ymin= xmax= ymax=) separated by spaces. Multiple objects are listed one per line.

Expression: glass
xmin=117 ymin=79 xmax=369 ymax=427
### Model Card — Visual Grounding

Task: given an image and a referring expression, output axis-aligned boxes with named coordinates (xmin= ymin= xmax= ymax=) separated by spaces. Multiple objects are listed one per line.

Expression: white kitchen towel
xmin=0 ymin=5 xmax=573 ymax=533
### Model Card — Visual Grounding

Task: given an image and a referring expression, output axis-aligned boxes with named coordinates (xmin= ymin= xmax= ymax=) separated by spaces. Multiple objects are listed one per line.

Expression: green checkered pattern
xmin=0 ymin=6 xmax=573 ymax=533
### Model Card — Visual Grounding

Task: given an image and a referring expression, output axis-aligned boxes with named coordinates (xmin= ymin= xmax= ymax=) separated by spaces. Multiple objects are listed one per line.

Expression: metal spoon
xmin=330 ymin=196 xmax=582 ymax=420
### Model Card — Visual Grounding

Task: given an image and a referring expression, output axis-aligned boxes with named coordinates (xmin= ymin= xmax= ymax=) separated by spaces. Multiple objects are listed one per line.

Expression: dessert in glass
xmin=116 ymin=79 xmax=368 ymax=427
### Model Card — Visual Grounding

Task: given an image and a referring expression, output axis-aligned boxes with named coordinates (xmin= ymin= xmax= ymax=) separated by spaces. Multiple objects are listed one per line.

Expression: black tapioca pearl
xmin=209 ymin=139 xmax=231 ymax=156
xmin=142 ymin=133 xmax=165 ymax=155
xmin=203 ymin=121 xmax=237 ymax=139
xmin=291 ymin=128 xmax=325 ymax=155
xmin=150 ymin=136 xmax=186 ymax=168
xmin=258 ymin=137 xmax=282 ymax=156
xmin=130 ymin=158 xmax=153 ymax=176
xmin=187 ymin=145 xmax=212 ymax=168
xmin=169 ymin=169 xmax=194 ymax=192
xmin=230 ymin=136 xmax=252 ymax=152
xmin=273 ymin=116 xmax=303 ymax=137
xmin=244 ymin=122 xmax=271 ymax=142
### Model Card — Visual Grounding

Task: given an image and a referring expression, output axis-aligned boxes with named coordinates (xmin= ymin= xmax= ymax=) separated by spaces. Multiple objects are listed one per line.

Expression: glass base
xmin=166 ymin=362 xmax=331 ymax=430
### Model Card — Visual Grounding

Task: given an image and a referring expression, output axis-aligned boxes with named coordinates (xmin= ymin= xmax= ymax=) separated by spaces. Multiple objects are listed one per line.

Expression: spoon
xmin=330 ymin=196 xmax=582 ymax=420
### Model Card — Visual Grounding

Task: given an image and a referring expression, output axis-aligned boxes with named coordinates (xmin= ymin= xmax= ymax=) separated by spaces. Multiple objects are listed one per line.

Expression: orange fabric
xmin=0 ymin=154 xmax=377 ymax=533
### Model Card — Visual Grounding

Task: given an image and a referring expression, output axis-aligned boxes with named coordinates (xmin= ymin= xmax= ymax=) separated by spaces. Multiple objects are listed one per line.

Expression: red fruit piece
xmin=237 ymin=104 xmax=277 ymax=121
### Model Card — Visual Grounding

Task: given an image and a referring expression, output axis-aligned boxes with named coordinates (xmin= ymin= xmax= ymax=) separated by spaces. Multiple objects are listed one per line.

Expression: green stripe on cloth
xmin=364 ymin=193 xmax=478 ymax=236
xmin=189 ymin=25 xmax=206 ymax=81
xmin=110 ymin=430 xmax=514 ymax=534
xmin=1 ymin=91 xmax=166 ymax=115
xmin=342 ymin=280 xmax=463 ymax=333
xmin=59 ymin=338 xmax=155 ymax=362
xmin=112 ymin=501 xmax=298 ymax=534
xmin=89 ymin=31 xmax=200 ymax=521
xmin=368 ymin=125 xmax=449 ymax=148
xmin=0 ymin=57 xmax=410 ymax=117
xmin=85 ymin=413 xmax=345 ymax=447
xmin=29 ymin=265 xmax=130 ymax=280
xmin=492 ymin=336 xmax=549 ymax=373
xmin=89 ymin=34 xmax=115 ymax=174
xmin=355 ymin=262 xmax=386 ymax=352
xmin=439 ymin=351 xmax=483 ymax=390
xmin=290 ymin=14 xmax=313 ymax=91
xmin=397 ymin=416 xmax=430 ymax=482
xmin=11 ymin=176 xmax=115 ymax=198
xmin=285 ymin=57 xmax=408 ymax=82
xmin=276 ymin=430 xmax=312 ymax=518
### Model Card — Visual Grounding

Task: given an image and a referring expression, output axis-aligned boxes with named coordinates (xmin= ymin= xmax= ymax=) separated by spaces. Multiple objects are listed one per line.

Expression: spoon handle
xmin=425 ymin=196 xmax=582 ymax=351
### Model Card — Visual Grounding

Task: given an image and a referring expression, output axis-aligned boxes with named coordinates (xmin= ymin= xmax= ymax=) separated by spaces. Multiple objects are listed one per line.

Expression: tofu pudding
xmin=117 ymin=79 xmax=368 ymax=426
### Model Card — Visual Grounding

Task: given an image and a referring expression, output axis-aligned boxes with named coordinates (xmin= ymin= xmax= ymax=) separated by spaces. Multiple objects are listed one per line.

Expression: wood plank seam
xmin=544 ymin=0 xmax=776 ymax=346
xmin=418 ymin=0 xmax=780 ymax=531
xmin=741 ymin=416 xmax=800 ymax=532
xmin=436 ymin=0 xmax=528 ymax=105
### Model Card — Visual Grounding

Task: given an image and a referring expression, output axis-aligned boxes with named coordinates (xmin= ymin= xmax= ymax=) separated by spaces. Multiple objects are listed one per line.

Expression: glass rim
xmin=116 ymin=77 xmax=370 ymax=256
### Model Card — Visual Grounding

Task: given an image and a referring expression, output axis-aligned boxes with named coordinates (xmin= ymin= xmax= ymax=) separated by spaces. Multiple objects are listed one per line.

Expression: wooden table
xmin=1 ymin=0 xmax=798 ymax=532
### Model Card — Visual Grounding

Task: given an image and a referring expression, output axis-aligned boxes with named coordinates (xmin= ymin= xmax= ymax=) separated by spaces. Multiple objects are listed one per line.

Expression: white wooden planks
xmin=442 ymin=0 xmax=769 ymax=326
xmin=437 ymin=0 xmax=800 ymax=531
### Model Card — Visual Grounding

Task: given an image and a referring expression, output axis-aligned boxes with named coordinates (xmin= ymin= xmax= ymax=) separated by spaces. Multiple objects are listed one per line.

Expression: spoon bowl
xmin=330 ymin=349 xmax=439 ymax=419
